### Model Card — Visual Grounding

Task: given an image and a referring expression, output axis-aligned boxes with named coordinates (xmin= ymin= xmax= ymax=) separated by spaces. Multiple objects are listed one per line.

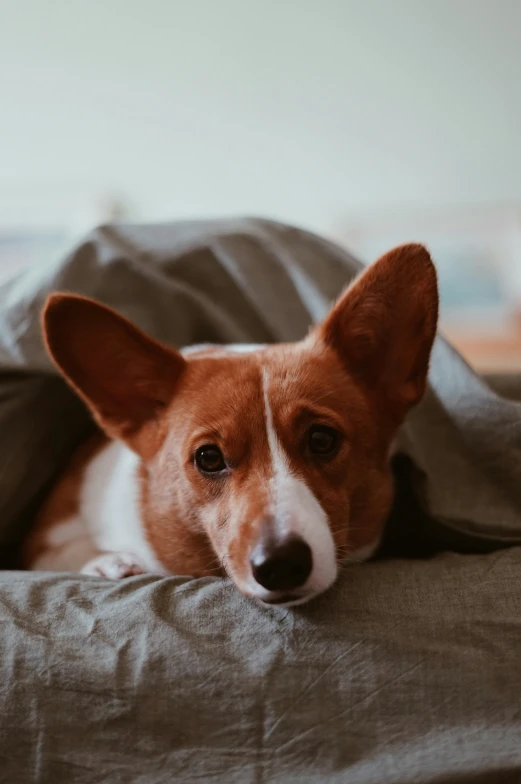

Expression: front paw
xmin=81 ymin=552 xmax=147 ymax=579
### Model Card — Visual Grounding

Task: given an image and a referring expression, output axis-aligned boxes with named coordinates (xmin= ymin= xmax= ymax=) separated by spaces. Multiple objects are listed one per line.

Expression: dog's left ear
xmin=319 ymin=243 xmax=438 ymax=423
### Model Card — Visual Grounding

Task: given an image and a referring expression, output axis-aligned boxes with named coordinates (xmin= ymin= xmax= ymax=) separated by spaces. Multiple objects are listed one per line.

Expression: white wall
xmin=1 ymin=0 xmax=521 ymax=234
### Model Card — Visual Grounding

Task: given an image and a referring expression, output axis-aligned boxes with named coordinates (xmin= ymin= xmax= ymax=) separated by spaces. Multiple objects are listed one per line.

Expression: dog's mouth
xmin=249 ymin=589 xmax=321 ymax=608
xmin=234 ymin=578 xmax=325 ymax=607
xmin=261 ymin=593 xmax=300 ymax=605
xmin=226 ymin=527 xmax=339 ymax=608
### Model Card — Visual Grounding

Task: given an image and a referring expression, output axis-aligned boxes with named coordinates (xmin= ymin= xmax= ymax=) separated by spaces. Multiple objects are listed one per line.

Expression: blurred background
xmin=1 ymin=0 xmax=521 ymax=371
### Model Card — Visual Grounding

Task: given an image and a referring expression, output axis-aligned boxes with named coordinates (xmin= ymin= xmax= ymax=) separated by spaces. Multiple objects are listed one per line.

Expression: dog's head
xmin=44 ymin=243 xmax=438 ymax=606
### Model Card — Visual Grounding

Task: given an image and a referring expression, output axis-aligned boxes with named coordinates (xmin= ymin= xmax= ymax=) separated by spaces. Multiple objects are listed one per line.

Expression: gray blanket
xmin=1 ymin=218 xmax=521 ymax=783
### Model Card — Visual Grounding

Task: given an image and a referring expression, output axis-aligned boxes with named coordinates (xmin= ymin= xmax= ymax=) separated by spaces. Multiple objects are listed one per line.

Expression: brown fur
xmin=22 ymin=432 xmax=107 ymax=567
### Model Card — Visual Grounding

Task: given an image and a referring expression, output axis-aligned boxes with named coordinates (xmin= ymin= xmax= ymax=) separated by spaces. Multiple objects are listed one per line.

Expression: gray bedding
xmin=1 ymin=218 xmax=520 ymax=783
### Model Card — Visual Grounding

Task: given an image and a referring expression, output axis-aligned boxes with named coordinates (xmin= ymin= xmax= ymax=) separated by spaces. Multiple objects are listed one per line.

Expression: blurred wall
xmin=1 ymin=0 xmax=521 ymax=234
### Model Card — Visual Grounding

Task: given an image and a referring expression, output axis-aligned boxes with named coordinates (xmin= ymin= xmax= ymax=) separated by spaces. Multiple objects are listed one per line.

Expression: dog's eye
xmin=307 ymin=426 xmax=339 ymax=458
xmin=195 ymin=445 xmax=227 ymax=474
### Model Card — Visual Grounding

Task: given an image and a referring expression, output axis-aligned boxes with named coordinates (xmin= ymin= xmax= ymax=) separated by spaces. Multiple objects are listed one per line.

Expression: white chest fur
xmin=79 ymin=442 xmax=168 ymax=574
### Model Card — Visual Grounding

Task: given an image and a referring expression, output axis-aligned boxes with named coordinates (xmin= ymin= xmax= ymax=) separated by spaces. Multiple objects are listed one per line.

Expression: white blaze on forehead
xmin=182 ymin=343 xmax=265 ymax=358
xmin=260 ymin=368 xmax=337 ymax=597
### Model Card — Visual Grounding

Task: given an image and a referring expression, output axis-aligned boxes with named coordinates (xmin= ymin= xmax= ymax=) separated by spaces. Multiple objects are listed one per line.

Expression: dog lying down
xmin=23 ymin=244 xmax=438 ymax=607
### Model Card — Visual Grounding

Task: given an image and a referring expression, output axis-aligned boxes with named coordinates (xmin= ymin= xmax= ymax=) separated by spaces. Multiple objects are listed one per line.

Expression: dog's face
xmin=44 ymin=244 xmax=438 ymax=606
xmin=140 ymin=341 xmax=394 ymax=605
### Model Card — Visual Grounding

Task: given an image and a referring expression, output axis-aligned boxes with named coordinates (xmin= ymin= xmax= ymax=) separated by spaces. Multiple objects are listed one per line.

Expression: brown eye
xmin=195 ymin=445 xmax=227 ymax=474
xmin=307 ymin=426 xmax=339 ymax=458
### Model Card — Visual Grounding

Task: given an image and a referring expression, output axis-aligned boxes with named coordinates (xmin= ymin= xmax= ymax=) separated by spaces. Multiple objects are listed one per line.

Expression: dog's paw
xmin=81 ymin=552 xmax=147 ymax=579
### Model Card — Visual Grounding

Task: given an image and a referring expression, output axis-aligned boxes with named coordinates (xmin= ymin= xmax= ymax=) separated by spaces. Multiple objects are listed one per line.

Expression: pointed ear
xmin=319 ymin=243 xmax=438 ymax=422
xmin=43 ymin=294 xmax=186 ymax=451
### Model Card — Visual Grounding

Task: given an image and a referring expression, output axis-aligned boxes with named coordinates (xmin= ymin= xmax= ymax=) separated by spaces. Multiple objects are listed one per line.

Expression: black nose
xmin=250 ymin=534 xmax=313 ymax=592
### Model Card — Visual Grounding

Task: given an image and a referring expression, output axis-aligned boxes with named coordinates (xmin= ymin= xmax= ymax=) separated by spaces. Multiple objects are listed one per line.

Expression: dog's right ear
xmin=43 ymin=294 xmax=186 ymax=453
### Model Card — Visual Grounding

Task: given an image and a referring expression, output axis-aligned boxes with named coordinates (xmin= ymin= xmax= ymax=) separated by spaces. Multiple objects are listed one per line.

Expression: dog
xmin=23 ymin=243 xmax=438 ymax=607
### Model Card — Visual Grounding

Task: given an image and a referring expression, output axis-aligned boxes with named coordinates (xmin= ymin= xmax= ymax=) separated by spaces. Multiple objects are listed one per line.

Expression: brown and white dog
xmin=23 ymin=244 xmax=438 ymax=607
